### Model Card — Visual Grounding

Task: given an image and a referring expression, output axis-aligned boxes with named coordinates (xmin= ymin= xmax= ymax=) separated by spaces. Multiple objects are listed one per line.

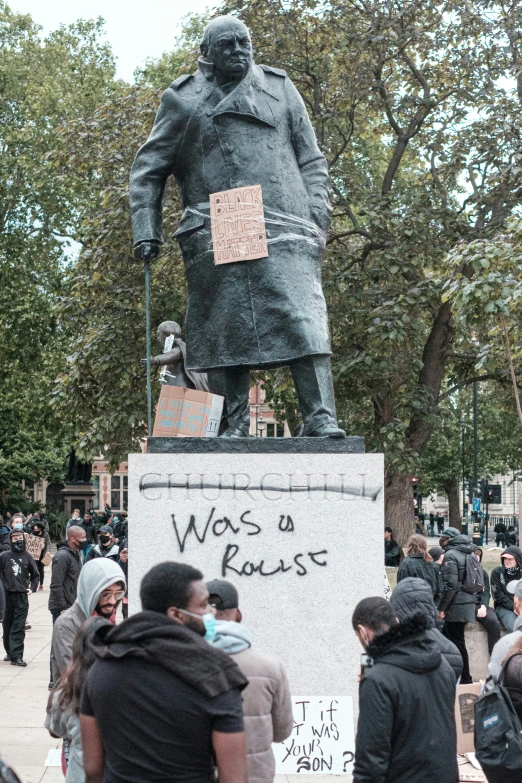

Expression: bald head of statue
xmin=200 ymin=16 xmax=252 ymax=85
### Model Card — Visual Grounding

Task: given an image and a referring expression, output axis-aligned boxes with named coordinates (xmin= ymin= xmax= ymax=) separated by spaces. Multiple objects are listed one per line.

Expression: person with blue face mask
xmin=79 ymin=561 xmax=248 ymax=783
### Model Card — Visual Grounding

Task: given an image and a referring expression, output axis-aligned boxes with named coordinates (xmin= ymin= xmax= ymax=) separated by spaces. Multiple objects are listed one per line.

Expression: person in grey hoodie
xmin=47 ymin=616 xmax=111 ymax=783
xmin=50 ymin=558 xmax=126 ymax=687
xmin=390 ymin=577 xmax=463 ymax=682
xmin=206 ymin=579 xmax=293 ymax=783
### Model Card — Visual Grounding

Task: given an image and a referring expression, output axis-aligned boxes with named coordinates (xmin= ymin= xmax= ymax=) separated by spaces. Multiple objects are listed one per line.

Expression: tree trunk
xmin=444 ymin=479 xmax=462 ymax=531
xmin=385 ymin=472 xmax=415 ymax=548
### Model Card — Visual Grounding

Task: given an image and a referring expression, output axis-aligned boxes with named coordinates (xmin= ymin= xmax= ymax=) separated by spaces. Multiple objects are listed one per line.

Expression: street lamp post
xmin=258 ymin=417 xmax=266 ymax=437
xmin=460 ymin=417 xmax=467 ymax=534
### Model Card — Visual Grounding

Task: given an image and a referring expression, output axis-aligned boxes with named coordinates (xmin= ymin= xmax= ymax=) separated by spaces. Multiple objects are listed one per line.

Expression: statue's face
xmin=207 ymin=22 xmax=252 ymax=81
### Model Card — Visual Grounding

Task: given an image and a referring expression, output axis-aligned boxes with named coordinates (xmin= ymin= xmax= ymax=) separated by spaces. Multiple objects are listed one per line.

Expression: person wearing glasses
xmin=50 ymin=559 xmax=126 ymax=690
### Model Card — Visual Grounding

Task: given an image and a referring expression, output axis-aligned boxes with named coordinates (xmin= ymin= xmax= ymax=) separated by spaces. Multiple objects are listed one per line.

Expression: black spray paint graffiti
xmin=170 ymin=508 xmax=327 ymax=577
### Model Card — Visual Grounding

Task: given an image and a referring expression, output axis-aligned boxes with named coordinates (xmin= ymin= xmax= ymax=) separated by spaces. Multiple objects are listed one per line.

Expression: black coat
xmin=397 ymin=554 xmax=441 ymax=600
xmin=491 ymin=546 xmax=522 ymax=612
xmin=390 ymin=577 xmax=463 ymax=681
xmin=130 ymin=61 xmax=332 ymax=371
xmin=48 ymin=541 xmax=82 ymax=611
xmin=354 ymin=614 xmax=458 ymax=783
xmin=384 ymin=538 xmax=400 ymax=567
xmin=438 ymin=535 xmax=477 ymax=623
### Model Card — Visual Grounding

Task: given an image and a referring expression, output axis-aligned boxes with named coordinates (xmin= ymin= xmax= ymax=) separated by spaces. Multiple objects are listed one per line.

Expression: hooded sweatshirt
xmin=354 ymin=614 xmax=458 ymax=783
xmin=210 ymin=621 xmax=293 ymax=783
xmin=438 ymin=533 xmax=477 ymax=624
xmin=50 ymin=558 xmax=126 ymax=684
xmin=0 ymin=540 xmax=39 ymax=593
xmin=91 ymin=610 xmax=247 ymax=697
xmin=390 ymin=577 xmax=463 ymax=681
xmin=491 ymin=546 xmax=522 ymax=613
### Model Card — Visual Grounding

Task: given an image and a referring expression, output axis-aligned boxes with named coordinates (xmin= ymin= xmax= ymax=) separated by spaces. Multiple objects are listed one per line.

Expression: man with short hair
xmin=207 ymin=579 xmax=293 ymax=783
xmin=488 ymin=578 xmax=522 ymax=680
xmin=352 ymin=596 xmax=458 ymax=783
xmin=0 ymin=529 xmax=39 ymax=666
xmin=65 ymin=509 xmax=81 ymax=531
xmin=86 ymin=525 xmax=120 ymax=562
xmin=491 ymin=546 xmax=522 ymax=632
xmin=81 ymin=561 xmax=248 ymax=783
xmin=384 ymin=527 xmax=400 ymax=567
xmin=51 ymin=558 xmax=126 ymax=686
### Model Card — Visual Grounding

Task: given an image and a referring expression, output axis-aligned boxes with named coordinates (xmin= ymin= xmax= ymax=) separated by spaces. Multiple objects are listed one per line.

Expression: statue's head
xmin=157 ymin=320 xmax=181 ymax=345
xmin=200 ymin=16 xmax=252 ymax=82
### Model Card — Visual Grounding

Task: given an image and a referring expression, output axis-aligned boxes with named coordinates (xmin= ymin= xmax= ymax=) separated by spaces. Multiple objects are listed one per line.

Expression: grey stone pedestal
xmin=129 ymin=439 xmax=384 ymax=771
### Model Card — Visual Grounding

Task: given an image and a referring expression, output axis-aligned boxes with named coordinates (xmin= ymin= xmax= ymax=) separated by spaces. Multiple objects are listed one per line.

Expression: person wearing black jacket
xmin=78 ymin=512 xmax=98 ymax=563
xmin=384 ymin=527 xmax=400 ymax=567
xmin=48 ymin=527 xmax=86 ymax=622
xmin=118 ymin=538 xmax=129 ymax=620
xmin=390 ymin=577 xmax=463 ymax=681
xmin=491 ymin=545 xmax=522 ymax=632
xmin=473 ymin=548 xmax=501 ymax=655
xmin=494 ymin=521 xmax=507 ymax=548
xmin=352 ymin=597 xmax=458 ymax=783
xmin=397 ymin=535 xmax=441 ymax=601
xmin=0 ymin=529 xmax=39 ymax=666
xmin=86 ymin=526 xmax=120 ymax=563
xmin=438 ymin=527 xmax=476 ymax=684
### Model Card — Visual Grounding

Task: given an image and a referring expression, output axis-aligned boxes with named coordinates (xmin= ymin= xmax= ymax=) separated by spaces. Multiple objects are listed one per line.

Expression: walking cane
xmin=144 ymin=258 xmax=152 ymax=437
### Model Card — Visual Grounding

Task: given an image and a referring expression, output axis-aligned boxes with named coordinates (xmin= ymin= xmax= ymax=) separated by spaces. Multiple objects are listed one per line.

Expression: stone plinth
xmin=129 ymin=442 xmax=384 ymax=713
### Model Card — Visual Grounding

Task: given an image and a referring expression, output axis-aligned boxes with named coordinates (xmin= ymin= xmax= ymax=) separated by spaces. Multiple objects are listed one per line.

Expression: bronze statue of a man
xmin=130 ymin=16 xmax=345 ymax=438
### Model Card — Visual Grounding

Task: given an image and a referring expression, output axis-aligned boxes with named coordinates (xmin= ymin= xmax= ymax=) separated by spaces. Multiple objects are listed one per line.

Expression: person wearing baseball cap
xmin=206 ymin=578 xmax=293 ymax=783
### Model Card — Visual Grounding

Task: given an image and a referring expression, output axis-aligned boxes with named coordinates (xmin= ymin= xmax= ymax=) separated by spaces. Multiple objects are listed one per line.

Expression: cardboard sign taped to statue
xmin=153 ymin=385 xmax=224 ymax=438
xmin=210 ymin=184 xmax=269 ymax=264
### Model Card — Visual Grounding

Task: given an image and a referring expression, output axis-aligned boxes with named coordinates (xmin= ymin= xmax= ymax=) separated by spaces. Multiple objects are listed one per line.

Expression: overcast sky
xmin=8 ymin=0 xmax=215 ymax=82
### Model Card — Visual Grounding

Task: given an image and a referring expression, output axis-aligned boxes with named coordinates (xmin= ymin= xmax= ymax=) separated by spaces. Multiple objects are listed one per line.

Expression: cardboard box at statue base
xmin=152 ymin=385 xmax=223 ymax=438
xmin=129 ymin=449 xmax=384 ymax=775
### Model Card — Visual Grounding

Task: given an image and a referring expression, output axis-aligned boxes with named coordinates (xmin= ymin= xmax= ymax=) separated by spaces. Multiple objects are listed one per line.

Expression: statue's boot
xmin=207 ymin=366 xmax=251 ymax=437
xmin=290 ymin=355 xmax=345 ymax=438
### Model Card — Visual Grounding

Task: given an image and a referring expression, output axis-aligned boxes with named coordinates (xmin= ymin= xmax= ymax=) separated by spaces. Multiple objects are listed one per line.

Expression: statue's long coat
xmin=130 ymin=61 xmax=333 ymax=371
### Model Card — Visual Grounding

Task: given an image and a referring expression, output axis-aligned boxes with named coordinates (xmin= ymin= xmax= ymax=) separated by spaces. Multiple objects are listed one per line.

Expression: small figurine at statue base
xmin=142 ymin=321 xmax=208 ymax=392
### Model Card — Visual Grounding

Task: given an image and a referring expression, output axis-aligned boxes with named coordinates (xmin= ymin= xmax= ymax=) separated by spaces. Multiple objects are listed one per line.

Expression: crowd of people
xmin=1 ymin=511 xmax=522 ymax=782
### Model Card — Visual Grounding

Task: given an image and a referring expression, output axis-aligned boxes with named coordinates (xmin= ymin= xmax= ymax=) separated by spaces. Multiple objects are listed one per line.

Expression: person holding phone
xmin=352 ymin=596 xmax=458 ymax=783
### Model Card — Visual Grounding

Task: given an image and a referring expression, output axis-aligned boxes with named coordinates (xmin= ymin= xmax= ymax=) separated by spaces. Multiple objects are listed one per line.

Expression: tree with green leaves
xmin=52 ymin=0 xmax=522 ymax=545
xmin=0 ymin=2 xmax=116 ymax=506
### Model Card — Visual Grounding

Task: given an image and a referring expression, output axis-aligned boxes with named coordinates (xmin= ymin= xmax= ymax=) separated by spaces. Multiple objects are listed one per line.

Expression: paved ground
xmin=0 ymin=587 xmax=62 ymax=782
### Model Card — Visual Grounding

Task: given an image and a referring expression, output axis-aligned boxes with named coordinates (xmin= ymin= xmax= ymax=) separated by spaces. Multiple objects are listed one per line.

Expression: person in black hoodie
xmin=80 ymin=561 xmax=248 ymax=783
xmin=473 ymin=547 xmax=501 ymax=655
xmin=491 ymin=546 xmax=522 ymax=632
xmin=390 ymin=577 xmax=462 ymax=681
xmin=0 ymin=529 xmax=39 ymax=666
xmin=352 ymin=597 xmax=458 ymax=783
xmin=438 ymin=527 xmax=476 ymax=684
